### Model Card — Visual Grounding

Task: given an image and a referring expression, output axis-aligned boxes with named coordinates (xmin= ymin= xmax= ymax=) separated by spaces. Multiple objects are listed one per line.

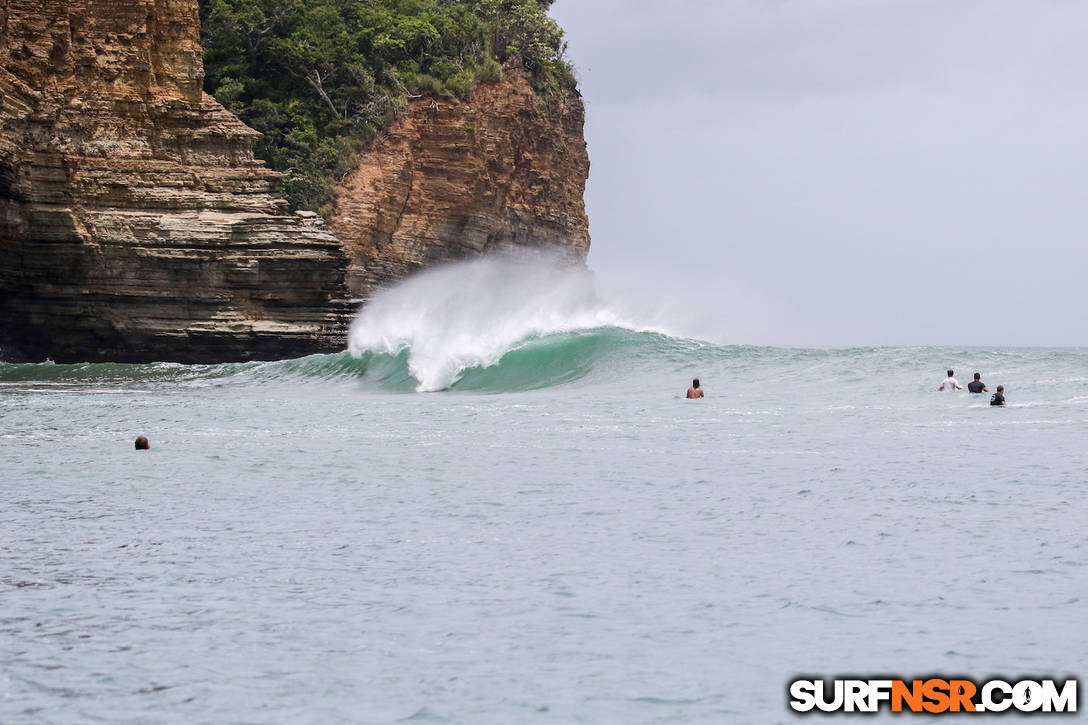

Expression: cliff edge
xmin=0 ymin=0 xmax=350 ymax=363
xmin=331 ymin=71 xmax=590 ymax=299
xmin=0 ymin=1 xmax=590 ymax=363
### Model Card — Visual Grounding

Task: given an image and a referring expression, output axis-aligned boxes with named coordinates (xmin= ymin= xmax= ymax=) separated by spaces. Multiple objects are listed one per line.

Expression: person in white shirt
xmin=937 ymin=369 xmax=962 ymax=391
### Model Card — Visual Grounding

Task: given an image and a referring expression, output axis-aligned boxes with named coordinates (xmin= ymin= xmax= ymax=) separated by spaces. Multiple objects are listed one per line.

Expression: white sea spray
xmin=348 ymin=254 xmax=661 ymax=391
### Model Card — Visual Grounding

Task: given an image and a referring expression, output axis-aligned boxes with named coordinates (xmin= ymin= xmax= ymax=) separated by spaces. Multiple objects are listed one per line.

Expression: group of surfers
xmin=685 ymin=370 xmax=1009 ymax=406
xmin=937 ymin=369 xmax=1006 ymax=406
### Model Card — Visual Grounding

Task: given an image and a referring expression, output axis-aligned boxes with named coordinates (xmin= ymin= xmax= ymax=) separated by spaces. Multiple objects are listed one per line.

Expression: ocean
xmin=2 ymin=259 xmax=1085 ymax=723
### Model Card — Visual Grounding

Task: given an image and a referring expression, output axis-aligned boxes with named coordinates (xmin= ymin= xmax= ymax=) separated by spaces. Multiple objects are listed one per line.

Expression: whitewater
xmin=346 ymin=255 xmax=659 ymax=392
xmin=1 ymin=257 xmax=1085 ymax=723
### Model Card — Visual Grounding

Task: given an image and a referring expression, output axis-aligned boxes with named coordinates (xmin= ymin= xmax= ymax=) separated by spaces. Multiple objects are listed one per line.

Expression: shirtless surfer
xmin=686 ymin=378 xmax=704 ymax=399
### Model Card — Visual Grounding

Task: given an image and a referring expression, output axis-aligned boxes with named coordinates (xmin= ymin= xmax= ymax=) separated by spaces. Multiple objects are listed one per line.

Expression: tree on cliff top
xmin=198 ymin=0 xmax=577 ymax=214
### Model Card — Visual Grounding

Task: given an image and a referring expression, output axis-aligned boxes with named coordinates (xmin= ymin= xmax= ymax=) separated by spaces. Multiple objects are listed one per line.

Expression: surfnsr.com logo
xmin=789 ymin=678 xmax=1077 ymax=714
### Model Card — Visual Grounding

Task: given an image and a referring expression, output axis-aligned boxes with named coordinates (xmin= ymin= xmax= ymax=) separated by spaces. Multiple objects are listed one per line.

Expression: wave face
xmin=5 ymin=247 xmax=1084 ymax=396
xmin=0 ymin=255 xmax=710 ymax=393
xmin=0 ymin=328 xmax=712 ymax=394
xmin=347 ymin=255 xmax=664 ymax=391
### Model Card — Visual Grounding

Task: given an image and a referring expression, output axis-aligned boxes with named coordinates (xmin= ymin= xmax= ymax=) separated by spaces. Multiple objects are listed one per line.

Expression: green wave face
xmin=0 ymin=328 xmax=718 ymax=394
xmin=4 ymin=337 xmax=1086 ymax=395
xmin=449 ymin=328 xmax=660 ymax=392
xmin=347 ymin=326 xmax=709 ymax=392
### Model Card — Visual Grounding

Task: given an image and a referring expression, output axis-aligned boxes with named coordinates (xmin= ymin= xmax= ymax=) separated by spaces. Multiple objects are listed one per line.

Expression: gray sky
xmin=550 ymin=0 xmax=1088 ymax=347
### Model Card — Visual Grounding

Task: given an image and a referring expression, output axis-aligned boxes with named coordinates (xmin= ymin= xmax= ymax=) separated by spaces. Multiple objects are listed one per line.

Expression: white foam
xmin=347 ymin=254 xmax=655 ymax=391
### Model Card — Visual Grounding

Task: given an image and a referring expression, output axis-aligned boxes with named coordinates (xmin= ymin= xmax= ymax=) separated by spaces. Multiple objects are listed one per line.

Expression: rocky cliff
xmin=0 ymin=1 xmax=590 ymax=363
xmin=330 ymin=71 xmax=590 ymax=299
xmin=0 ymin=0 xmax=350 ymax=363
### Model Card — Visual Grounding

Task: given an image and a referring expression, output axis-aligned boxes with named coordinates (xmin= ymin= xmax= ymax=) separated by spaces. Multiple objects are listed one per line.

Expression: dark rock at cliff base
xmin=0 ymin=0 xmax=351 ymax=363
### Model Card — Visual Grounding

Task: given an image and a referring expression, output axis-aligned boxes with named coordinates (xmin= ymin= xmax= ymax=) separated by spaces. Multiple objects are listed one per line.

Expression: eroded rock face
xmin=0 ymin=0 xmax=351 ymax=363
xmin=0 ymin=2 xmax=591 ymax=363
xmin=330 ymin=72 xmax=590 ymax=299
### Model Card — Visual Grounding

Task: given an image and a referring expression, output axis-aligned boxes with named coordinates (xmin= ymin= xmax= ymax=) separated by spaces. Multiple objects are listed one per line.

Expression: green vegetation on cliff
xmin=198 ymin=0 xmax=576 ymax=213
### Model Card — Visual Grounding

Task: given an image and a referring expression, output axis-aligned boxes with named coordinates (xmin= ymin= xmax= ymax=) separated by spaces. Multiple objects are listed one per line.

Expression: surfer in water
xmin=990 ymin=385 xmax=1006 ymax=406
xmin=135 ymin=435 xmax=150 ymax=450
xmin=686 ymin=378 xmax=704 ymax=399
xmin=937 ymin=370 xmax=962 ymax=391
xmin=967 ymin=372 xmax=988 ymax=394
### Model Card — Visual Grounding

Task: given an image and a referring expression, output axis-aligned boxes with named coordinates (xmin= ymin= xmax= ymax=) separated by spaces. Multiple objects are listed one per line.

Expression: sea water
xmin=1 ymin=259 xmax=1085 ymax=723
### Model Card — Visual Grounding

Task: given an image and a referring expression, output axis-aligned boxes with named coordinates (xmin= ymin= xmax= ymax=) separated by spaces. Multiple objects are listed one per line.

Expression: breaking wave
xmin=0 ymin=328 xmax=717 ymax=394
xmin=347 ymin=254 xmax=678 ymax=391
xmin=0 ymin=256 xmax=723 ymax=393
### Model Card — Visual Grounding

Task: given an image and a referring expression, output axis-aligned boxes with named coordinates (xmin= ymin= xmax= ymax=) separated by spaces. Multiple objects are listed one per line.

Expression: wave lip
xmin=347 ymin=255 xmax=660 ymax=391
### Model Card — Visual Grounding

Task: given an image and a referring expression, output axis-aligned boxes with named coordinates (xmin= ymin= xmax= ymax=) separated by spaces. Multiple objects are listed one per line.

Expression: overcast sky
xmin=550 ymin=0 xmax=1088 ymax=347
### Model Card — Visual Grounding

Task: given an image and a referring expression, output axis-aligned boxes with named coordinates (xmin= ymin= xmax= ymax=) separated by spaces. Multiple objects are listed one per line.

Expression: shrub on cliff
xmin=198 ymin=0 xmax=576 ymax=214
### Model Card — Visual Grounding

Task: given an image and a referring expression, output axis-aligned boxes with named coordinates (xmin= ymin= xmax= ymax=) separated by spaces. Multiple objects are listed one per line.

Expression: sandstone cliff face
xmin=0 ymin=2 xmax=590 ymax=363
xmin=0 ymin=0 xmax=350 ymax=363
xmin=330 ymin=72 xmax=590 ymax=299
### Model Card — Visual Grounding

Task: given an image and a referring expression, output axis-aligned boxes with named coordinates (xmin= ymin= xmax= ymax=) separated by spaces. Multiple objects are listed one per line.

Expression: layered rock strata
xmin=330 ymin=71 xmax=590 ymax=299
xmin=0 ymin=1 xmax=591 ymax=363
xmin=0 ymin=0 xmax=350 ymax=363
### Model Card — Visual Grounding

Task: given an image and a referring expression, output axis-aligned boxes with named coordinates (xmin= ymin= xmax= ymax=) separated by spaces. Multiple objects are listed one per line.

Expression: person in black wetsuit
xmin=967 ymin=372 xmax=988 ymax=394
xmin=990 ymin=385 xmax=1006 ymax=406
